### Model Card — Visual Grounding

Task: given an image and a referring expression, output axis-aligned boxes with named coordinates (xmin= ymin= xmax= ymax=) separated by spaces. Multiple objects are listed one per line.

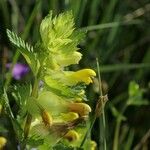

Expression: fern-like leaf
xmin=7 ymin=29 xmax=34 ymax=53
xmin=6 ymin=29 xmax=40 ymax=75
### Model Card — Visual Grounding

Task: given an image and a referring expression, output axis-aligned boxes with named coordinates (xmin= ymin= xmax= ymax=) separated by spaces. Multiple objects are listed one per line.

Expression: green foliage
xmin=40 ymin=11 xmax=74 ymax=50
xmin=44 ymin=76 xmax=86 ymax=100
xmin=6 ymin=29 xmax=40 ymax=75
xmin=127 ymin=81 xmax=149 ymax=106
xmin=1 ymin=89 xmax=24 ymax=140
xmin=11 ymin=84 xmax=32 ymax=119
xmin=27 ymin=135 xmax=44 ymax=147
xmin=0 ymin=125 xmax=7 ymax=133
xmin=53 ymin=143 xmax=83 ymax=150
xmin=123 ymin=129 xmax=134 ymax=150
xmin=40 ymin=11 xmax=85 ymax=69
xmin=111 ymin=106 xmax=126 ymax=121
xmin=12 ymin=84 xmax=31 ymax=106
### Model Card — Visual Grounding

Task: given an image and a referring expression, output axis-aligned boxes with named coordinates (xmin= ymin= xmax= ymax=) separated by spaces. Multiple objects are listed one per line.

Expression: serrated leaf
xmin=6 ymin=29 xmax=40 ymax=75
xmin=11 ymin=84 xmax=31 ymax=118
xmin=12 ymin=84 xmax=31 ymax=106
xmin=12 ymin=118 xmax=24 ymax=140
xmin=26 ymin=97 xmax=40 ymax=116
xmin=0 ymin=89 xmax=24 ymax=140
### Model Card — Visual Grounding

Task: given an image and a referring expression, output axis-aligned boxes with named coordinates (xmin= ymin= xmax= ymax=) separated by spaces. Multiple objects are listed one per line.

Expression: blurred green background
xmin=0 ymin=0 xmax=150 ymax=149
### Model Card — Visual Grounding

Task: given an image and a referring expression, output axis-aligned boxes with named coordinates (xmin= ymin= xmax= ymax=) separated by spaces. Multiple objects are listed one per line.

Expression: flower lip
xmin=64 ymin=130 xmax=79 ymax=142
xmin=67 ymin=69 xmax=96 ymax=85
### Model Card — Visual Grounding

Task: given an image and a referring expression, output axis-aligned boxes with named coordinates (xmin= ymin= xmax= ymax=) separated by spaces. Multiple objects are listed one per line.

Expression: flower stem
xmin=113 ymin=104 xmax=127 ymax=150
xmin=80 ymin=116 xmax=97 ymax=147
xmin=22 ymin=77 xmax=39 ymax=149
xmin=96 ymin=58 xmax=107 ymax=150
xmin=113 ymin=119 xmax=121 ymax=150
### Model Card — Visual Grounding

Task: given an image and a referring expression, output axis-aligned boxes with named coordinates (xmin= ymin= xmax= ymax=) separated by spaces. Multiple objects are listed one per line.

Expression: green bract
xmin=40 ymin=11 xmax=85 ymax=69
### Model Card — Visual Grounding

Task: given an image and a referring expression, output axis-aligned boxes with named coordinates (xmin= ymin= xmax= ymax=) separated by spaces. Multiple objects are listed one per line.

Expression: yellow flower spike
xmin=0 ymin=137 xmax=7 ymax=149
xmin=60 ymin=112 xmax=79 ymax=122
xmin=67 ymin=102 xmax=91 ymax=116
xmin=67 ymin=69 xmax=96 ymax=85
xmin=64 ymin=130 xmax=79 ymax=142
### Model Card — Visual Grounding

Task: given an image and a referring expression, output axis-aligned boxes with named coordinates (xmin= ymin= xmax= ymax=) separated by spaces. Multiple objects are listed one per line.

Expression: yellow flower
xmin=54 ymin=51 xmax=82 ymax=67
xmin=0 ymin=137 xmax=7 ymax=149
xmin=67 ymin=102 xmax=91 ymax=116
xmin=0 ymin=105 xmax=2 ymax=114
xmin=64 ymin=130 xmax=79 ymax=142
xmin=41 ymin=110 xmax=53 ymax=127
xmin=60 ymin=112 xmax=79 ymax=122
xmin=90 ymin=140 xmax=97 ymax=150
xmin=66 ymin=69 xmax=96 ymax=85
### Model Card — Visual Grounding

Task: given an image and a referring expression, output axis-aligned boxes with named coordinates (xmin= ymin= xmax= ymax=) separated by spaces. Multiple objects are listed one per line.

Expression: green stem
xmin=96 ymin=58 xmax=107 ymax=150
xmin=98 ymin=63 xmax=150 ymax=73
xmin=113 ymin=105 xmax=127 ymax=150
xmin=80 ymin=116 xmax=97 ymax=147
xmin=81 ymin=19 xmax=141 ymax=31
xmin=113 ymin=119 xmax=121 ymax=150
xmin=22 ymin=77 xmax=39 ymax=149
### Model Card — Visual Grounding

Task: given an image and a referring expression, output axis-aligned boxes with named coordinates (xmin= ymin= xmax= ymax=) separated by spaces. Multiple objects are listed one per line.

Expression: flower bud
xmin=64 ymin=130 xmax=79 ymax=142
xmin=61 ymin=112 xmax=79 ymax=122
xmin=0 ymin=105 xmax=2 ymax=114
xmin=0 ymin=137 xmax=7 ymax=149
xmin=41 ymin=110 xmax=53 ymax=127
xmin=90 ymin=140 xmax=97 ymax=150
xmin=68 ymin=102 xmax=91 ymax=116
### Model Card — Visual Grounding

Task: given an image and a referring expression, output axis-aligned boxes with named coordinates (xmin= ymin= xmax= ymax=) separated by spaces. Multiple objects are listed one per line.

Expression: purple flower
xmin=6 ymin=63 xmax=29 ymax=80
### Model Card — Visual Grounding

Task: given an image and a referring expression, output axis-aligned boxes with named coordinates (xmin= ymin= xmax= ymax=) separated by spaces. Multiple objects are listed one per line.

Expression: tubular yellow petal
xmin=0 ymin=137 xmax=7 ymax=149
xmin=64 ymin=130 xmax=79 ymax=142
xmin=90 ymin=140 xmax=97 ymax=150
xmin=41 ymin=110 xmax=53 ymax=127
xmin=67 ymin=69 xmax=96 ymax=85
xmin=0 ymin=105 xmax=2 ymax=114
xmin=74 ymin=69 xmax=96 ymax=77
xmin=67 ymin=102 xmax=91 ymax=116
xmin=61 ymin=112 xmax=79 ymax=122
